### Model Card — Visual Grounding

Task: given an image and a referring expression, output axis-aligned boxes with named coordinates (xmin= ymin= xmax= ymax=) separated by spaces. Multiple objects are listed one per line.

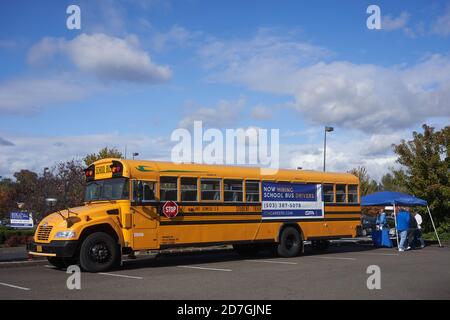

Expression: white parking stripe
xmin=178 ymin=266 xmax=232 ymax=272
xmin=309 ymin=256 xmax=357 ymax=261
xmin=354 ymin=252 xmax=399 ymax=256
xmin=98 ymin=273 xmax=143 ymax=279
xmin=245 ymin=259 xmax=298 ymax=265
xmin=0 ymin=282 xmax=31 ymax=291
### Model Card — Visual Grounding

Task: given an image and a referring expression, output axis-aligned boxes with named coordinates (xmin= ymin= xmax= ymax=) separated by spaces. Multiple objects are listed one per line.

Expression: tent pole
xmin=393 ymin=203 xmax=400 ymax=250
xmin=427 ymin=206 xmax=442 ymax=247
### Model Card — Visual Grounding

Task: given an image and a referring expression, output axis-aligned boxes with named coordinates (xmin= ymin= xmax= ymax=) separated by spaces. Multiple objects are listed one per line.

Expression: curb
xmin=0 ymin=259 xmax=47 ymax=269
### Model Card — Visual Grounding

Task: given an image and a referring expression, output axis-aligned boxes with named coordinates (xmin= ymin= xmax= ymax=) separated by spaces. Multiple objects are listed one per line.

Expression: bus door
xmin=131 ymin=180 xmax=158 ymax=250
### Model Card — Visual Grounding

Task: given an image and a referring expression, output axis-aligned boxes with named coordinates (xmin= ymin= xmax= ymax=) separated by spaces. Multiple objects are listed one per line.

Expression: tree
xmin=83 ymin=147 xmax=123 ymax=166
xmin=0 ymin=178 xmax=15 ymax=219
xmin=53 ymin=159 xmax=85 ymax=210
xmin=380 ymin=172 xmax=407 ymax=193
xmin=348 ymin=166 xmax=381 ymax=196
xmin=13 ymin=170 xmax=41 ymax=213
xmin=392 ymin=124 xmax=450 ymax=226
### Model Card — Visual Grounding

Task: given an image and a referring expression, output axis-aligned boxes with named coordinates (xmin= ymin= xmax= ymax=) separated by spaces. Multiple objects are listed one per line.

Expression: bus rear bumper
xmin=27 ymin=241 xmax=79 ymax=258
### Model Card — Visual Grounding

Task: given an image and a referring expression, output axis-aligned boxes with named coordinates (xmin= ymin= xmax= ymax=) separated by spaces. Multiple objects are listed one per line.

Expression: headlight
xmin=54 ymin=231 xmax=76 ymax=239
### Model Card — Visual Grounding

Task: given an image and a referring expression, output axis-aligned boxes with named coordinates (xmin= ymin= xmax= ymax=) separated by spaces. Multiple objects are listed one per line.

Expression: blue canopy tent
xmin=361 ymin=191 xmax=442 ymax=248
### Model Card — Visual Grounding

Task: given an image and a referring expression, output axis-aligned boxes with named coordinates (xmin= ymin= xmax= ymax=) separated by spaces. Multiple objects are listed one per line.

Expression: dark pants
xmin=407 ymin=228 xmax=416 ymax=249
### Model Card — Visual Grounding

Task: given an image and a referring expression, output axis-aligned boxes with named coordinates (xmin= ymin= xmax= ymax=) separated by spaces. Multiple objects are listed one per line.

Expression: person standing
xmin=414 ymin=212 xmax=426 ymax=248
xmin=408 ymin=211 xmax=418 ymax=249
xmin=396 ymin=207 xmax=411 ymax=252
xmin=376 ymin=209 xmax=387 ymax=230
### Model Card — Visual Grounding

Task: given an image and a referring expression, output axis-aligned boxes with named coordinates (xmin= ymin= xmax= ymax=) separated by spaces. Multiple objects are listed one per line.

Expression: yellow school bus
xmin=28 ymin=158 xmax=361 ymax=272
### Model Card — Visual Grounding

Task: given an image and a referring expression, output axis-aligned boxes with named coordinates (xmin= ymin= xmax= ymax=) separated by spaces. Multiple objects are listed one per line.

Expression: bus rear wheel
xmin=276 ymin=227 xmax=303 ymax=257
xmin=79 ymin=232 xmax=120 ymax=272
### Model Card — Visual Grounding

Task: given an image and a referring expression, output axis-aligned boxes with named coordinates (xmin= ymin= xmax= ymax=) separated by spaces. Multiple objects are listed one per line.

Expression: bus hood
xmin=39 ymin=203 xmax=120 ymax=228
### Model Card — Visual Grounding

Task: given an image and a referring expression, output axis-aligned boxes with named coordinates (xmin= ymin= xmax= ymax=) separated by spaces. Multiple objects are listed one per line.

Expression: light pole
xmin=323 ymin=126 xmax=334 ymax=172
xmin=132 ymin=152 xmax=139 ymax=160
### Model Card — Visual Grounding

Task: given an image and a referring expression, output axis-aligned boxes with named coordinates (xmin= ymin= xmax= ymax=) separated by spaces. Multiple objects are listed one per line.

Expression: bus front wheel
xmin=276 ymin=227 xmax=303 ymax=257
xmin=79 ymin=232 xmax=120 ymax=272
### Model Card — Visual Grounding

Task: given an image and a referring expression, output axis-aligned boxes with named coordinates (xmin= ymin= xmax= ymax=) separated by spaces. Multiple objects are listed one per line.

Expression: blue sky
xmin=0 ymin=0 xmax=449 ymax=179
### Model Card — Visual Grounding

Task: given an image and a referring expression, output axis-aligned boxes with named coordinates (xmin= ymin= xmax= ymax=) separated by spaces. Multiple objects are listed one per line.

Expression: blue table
xmin=372 ymin=229 xmax=393 ymax=248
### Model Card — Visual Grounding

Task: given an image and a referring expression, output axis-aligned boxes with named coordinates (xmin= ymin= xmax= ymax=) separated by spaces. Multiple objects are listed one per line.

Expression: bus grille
xmin=37 ymin=226 xmax=53 ymax=241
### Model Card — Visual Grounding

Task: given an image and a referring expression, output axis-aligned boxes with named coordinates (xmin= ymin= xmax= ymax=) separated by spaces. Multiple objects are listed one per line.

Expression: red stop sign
xmin=162 ymin=201 xmax=179 ymax=218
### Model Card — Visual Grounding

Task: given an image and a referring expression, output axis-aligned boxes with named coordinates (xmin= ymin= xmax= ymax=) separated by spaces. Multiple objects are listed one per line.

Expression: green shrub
xmin=0 ymin=226 xmax=36 ymax=245
xmin=423 ymin=219 xmax=450 ymax=241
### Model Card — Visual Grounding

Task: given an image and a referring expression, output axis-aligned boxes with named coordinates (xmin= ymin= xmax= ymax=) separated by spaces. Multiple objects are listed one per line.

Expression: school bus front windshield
xmin=84 ymin=178 xmax=130 ymax=202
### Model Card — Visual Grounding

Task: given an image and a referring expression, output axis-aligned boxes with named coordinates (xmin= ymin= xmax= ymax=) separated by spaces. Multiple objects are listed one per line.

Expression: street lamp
xmin=132 ymin=152 xmax=139 ymax=160
xmin=323 ymin=126 xmax=334 ymax=172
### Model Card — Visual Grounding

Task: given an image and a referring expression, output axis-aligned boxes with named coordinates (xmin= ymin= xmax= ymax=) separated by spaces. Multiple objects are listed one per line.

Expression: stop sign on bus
xmin=162 ymin=201 xmax=179 ymax=218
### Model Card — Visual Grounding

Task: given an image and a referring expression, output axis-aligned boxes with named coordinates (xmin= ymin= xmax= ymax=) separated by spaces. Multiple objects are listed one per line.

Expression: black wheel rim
xmin=89 ymin=241 xmax=112 ymax=263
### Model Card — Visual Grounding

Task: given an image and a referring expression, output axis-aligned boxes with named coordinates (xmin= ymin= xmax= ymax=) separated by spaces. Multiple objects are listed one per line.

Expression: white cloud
xmin=282 ymin=133 xmax=402 ymax=181
xmin=199 ymin=31 xmax=450 ymax=134
xmin=28 ymin=33 xmax=172 ymax=83
xmin=0 ymin=77 xmax=92 ymax=115
xmin=152 ymin=25 xmax=201 ymax=51
xmin=432 ymin=6 xmax=450 ymax=37
xmin=0 ymin=133 xmax=172 ymax=178
xmin=0 ymin=137 xmax=15 ymax=146
xmin=178 ymin=98 xmax=246 ymax=128
xmin=199 ymin=28 xmax=332 ymax=94
xmin=250 ymin=105 xmax=272 ymax=120
xmin=382 ymin=12 xmax=410 ymax=31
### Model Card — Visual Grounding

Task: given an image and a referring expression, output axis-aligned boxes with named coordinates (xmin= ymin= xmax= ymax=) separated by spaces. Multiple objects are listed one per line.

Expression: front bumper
xmin=27 ymin=240 xmax=79 ymax=258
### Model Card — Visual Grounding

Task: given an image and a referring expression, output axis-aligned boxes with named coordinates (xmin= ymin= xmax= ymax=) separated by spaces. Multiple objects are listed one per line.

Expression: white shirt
xmin=415 ymin=213 xmax=423 ymax=229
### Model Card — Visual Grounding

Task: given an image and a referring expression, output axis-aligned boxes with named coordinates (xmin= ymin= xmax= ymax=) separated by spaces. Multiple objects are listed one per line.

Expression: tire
xmin=311 ymin=240 xmax=330 ymax=252
xmin=79 ymin=232 xmax=120 ymax=272
xmin=233 ymin=244 xmax=260 ymax=257
xmin=276 ymin=227 xmax=303 ymax=257
xmin=47 ymin=257 xmax=76 ymax=269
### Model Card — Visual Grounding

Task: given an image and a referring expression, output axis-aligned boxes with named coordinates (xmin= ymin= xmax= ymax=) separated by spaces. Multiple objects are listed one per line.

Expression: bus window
xmin=224 ymin=180 xmax=243 ymax=202
xmin=336 ymin=184 xmax=346 ymax=203
xmin=348 ymin=185 xmax=358 ymax=203
xmin=323 ymin=184 xmax=334 ymax=203
xmin=160 ymin=177 xmax=178 ymax=201
xmin=132 ymin=180 xmax=155 ymax=202
xmin=245 ymin=181 xmax=260 ymax=202
xmin=143 ymin=181 xmax=155 ymax=202
xmin=201 ymin=179 xmax=221 ymax=201
xmin=181 ymin=178 xmax=198 ymax=201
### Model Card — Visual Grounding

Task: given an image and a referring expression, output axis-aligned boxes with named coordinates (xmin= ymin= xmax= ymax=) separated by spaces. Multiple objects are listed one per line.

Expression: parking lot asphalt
xmin=0 ymin=244 xmax=449 ymax=300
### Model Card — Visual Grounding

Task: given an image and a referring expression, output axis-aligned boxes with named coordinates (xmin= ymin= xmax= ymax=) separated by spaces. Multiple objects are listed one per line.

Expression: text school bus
xmin=28 ymin=159 xmax=361 ymax=272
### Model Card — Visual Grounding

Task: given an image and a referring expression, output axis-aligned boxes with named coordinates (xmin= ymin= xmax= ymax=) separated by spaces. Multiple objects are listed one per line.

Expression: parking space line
xmin=178 ymin=265 xmax=232 ymax=272
xmin=0 ymin=282 xmax=31 ymax=291
xmin=308 ymin=256 xmax=357 ymax=261
xmin=98 ymin=272 xmax=143 ymax=279
xmin=245 ymin=259 xmax=298 ymax=265
xmin=354 ymin=252 xmax=399 ymax=256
